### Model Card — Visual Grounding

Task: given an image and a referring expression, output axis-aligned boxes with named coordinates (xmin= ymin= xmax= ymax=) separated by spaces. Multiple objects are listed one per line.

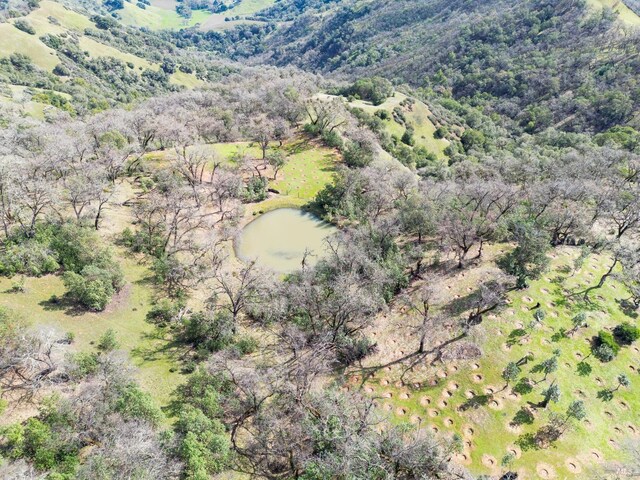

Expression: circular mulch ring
xmin=541 ymin=288 xmax=549 ymax=294
xmin=575 ymin=352 xmax=583 ymax=359
xmin=382 ymin=391 xmax=393 ymax=399
xmin=409 ymin=415 xmax=422 ymax=425
xmin=396 ymin=407 xmax=407 ymax=416
xmin=437 ymin=370 xmax=448 ymax=379
xmin=523 ymin=296 xmax=534 ymax=303
xmin=620 ymin=401 xmax=629 ymax=410
xmin=444 ymin=418 xmax=454 ymax=427
xmin=463 ymin=426 xmax=474 ymax=437
xmin=489 ymin=398 xmax=504 ymax=410
xmin=394 ymin=380 xmax=405 ymax=388
xmin=505 ymin=421 xmax=522 ymax=434
xmin=442 ymin=390 xmax=452 ymax=398
xmin=628 ymin=424 xmax=638 ymax=435
xmin=448 ymin=382 xmax=460 ymax=391
xmin=472 ymin=363 xmax=481 ymax=370
xmin=465 ymin=390 xmax=476 ymax=399
xmin=438 ymin=399 xmax=448 ymax=408
xmin=536 ymin=463 xmax=556 ymax=479
xmin=399 ymin=392 xmax=410 ymax=400
xmin=472 ymin=374 xmax=484 ymax=383
xmin=428 ymin=409 xmax=440 ymax=418
xmin=448 ymin=364 xmax=459 ymax=373
xmin=507 ymin=446 xmax=522 ymax=459
xmin=485 ymin=386 xmax=496 ymax=395
xmin=608 ymin=438 xmax=618 ymax=448
xmin=430 ymin=425 xmax=439 ymax=434
xmin=590 ymin=450 xmax=603 ymax=463
xmin=380 ymin=379 xmax=389 ymax=386
xmin=382 ymin=403 xmax=393 ymax=412
xmin=420 ymin=396 xmax=431 ymax=406
xmin=481 ymin=455 xmax=497 ymax=468
xmin=506 ymin=309 xmax=516 ymax=316
xmin=454 ymin=452 xmax=471 ymax=465
xmin=364 ymin=386 xmax=374 ymax=394
xmin=565 ymin=459 xmax=582 ymax=474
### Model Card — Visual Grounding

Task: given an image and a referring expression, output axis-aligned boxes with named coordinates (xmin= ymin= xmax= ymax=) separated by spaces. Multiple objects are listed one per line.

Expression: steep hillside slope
xmin=257 ymin=0 xmax=640 ymax=133
xmin=0 ymin=1 xmax=218 ymax=115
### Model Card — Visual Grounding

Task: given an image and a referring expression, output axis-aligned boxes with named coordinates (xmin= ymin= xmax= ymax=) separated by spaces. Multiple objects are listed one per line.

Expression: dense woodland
xmin=0 ymin=0 xmax=640 ymax=479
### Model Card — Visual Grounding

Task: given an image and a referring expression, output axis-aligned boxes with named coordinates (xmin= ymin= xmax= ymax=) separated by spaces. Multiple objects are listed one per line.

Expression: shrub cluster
xmin=593 ymin=324 xmax=639 ymax=361
xmin=0 ymin=223 xmax=123 ymax=311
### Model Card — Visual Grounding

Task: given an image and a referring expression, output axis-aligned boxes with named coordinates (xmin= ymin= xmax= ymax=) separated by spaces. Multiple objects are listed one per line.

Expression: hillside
xmin=117 ymin=0 xmax=277 ymax=30
xmin=255 ymin=0 xmax=640 ymax=133
xmin=1 ymin=0 xmax=640 ymax=479
xmin=0 ymin=0 xmax=220 ymax=116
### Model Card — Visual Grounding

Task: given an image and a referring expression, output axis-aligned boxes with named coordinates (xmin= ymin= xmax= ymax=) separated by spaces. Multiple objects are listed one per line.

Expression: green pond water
xmin=235 ymin=208 xmax=336 ymax=272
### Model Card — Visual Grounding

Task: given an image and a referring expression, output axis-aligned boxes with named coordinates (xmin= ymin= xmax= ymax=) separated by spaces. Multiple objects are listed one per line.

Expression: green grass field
xmin=0 ymin=23 xmax=59 ymax=71
xmin=269 ymin=138 xmax=339 ymax=203
xmin=0 ymin=0 xmax=204 ymax=92
xmin=587 ymin=0 xmax=640 ymax=25
xmin=119 ymin=2 xmax=214 ymax=30
xmin=0 ymin=253 xmax=184 ymax=407
xmin=119 ymin=0 xmax=275 ymax=31
xmin=361 ymin=247 xmax=640 ymax=478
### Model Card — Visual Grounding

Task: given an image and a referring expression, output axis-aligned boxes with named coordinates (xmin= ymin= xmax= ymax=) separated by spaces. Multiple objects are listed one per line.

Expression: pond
xmin=235 ymin=208 xmax=337 ymax=272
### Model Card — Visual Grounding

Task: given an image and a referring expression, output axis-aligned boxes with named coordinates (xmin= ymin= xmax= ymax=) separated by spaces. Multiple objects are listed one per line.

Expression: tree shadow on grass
xmin=515 ymin=433 xmax=539 ymax=452
xmin=596 ymin=389 xmax=614 ymax=402
xmin=576 ymin=361 xmax=592 ymax=377
xmin=458 ymin=394 xmax=490 ymax=412
xmin=513 ymin=378 xmax=534 ymax=395
xmin=551 ymin=328 xmax=567 ymax=342
xmin=511 ymin=407 xmax=535 ymax=426
xmin=130 ymin=330 xmax=189 ymax=365
xmin=38 ymin=295 xmax=87 ymax=317
xmin=616 ymin=299 xmax=639 ymax=319
xmin=507 ymin=328 xmax=527 ymax=346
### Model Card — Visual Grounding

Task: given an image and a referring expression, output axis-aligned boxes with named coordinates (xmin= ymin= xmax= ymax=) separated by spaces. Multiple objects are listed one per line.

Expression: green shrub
xmin=146 ymin=298 xmax=184 ymax=325
xmin=401 ymin=128 xmax=415 ymax=146
xmin=374 ymin=109 xmax=390 ymax=120
xmin=343 ymin=143 xmax=373 ymax=168
xmin=594 ymin=330 xmax=620 ymax=361
xmin=235 ymin=336 xmax=258 ymax=355
xmin=181 ymin=310 xmax=234 ymax=353
xmin=0 ymin=241 xmax=59 ymax=277
xmin=434 ymin=126 xmax=449 ymax=139
xmin=242 ymin=176 xmax=267 ymax=202
xmin=97 ymin=329 xmax=119 ymax=352
xmin=63 ymin=266 xmax=118 ymax=311
xmin=114 ymin=384 xmax=163 ymax=426
xmin=321 ymin=129 xmax=343 ymax=149
xmin=14 ymin=19 xmax=35 ymax=35
xmin=613 ymin=322 xmax=640 ymax=345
